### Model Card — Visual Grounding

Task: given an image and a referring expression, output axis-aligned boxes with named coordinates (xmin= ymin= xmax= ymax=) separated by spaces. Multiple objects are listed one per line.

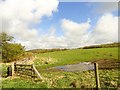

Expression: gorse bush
xmin=2 ymin=43 xmax=25 ymax=62
xmin=0 ymin=32 xmax=25 ymax=62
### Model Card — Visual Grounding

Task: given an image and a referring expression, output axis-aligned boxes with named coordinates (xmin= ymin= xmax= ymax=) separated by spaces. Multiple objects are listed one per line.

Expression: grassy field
xmin=2 ymin=77 xmax=47 ymax=88
xmin=2 ymin=47 xmax=119 ymax=88
xmin=34 ymin=47 xmax=118 ymax=69
xmin=2 ymin=69 xmax=119 ymax=88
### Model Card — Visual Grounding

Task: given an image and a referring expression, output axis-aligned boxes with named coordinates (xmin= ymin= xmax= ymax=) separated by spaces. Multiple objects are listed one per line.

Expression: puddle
xmin=52 ymin=62 xmax=94 ymax=72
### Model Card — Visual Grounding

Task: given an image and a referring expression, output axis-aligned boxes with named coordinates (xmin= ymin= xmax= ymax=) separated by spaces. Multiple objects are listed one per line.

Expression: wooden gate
xmin=14 ymin=63 xmax=43 ymax=80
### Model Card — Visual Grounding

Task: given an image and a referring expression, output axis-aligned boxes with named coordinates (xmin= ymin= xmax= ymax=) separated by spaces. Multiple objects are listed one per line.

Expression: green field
xmin=2 ymin=47 xmax=119 ymax=88
xmin=34 ymin=47 xmax=118 ymax=69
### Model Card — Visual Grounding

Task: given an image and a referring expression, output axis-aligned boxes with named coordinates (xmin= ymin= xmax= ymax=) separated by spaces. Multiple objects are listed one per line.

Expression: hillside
xmin=27 ymin=48 xmax=67 ymax=54
xmin=81 ymin=42 xmax=120 ymax=49
xmin=27 ymin=42 xmax=119 ymax=54
xmin=34 ymin=47 xmax=118 ymax=69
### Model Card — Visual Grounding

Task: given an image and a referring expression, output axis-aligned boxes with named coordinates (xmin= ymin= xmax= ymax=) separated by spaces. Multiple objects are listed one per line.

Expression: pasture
xmin=2 ymin=47 xmax=119 ymax=88
xmin=34 ymin=47 xmax=118 ymax=69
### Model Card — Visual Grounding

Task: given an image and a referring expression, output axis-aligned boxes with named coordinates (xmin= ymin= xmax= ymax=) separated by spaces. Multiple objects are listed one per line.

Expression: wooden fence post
xmin=32 ymin=65 xmax=35 ymax=81
xmin=14 ymin=63 xmax=16 ymax=73
xmin=7 ymin=65 xmax=12 ymax=76
xmin=12 ymin=62 xmax=14 ymax=75
xmin=31 ymin=65 xmax=33 ymax=81
xmin=94 ymin=63 xmax=100 ymax=89
xmin=32 ymin=65 xmax=43 ymax=80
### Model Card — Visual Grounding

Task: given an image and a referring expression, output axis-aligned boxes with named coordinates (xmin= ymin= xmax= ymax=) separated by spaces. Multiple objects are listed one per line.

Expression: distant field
xmin=34 ymin=47 xmax=118 ymax=69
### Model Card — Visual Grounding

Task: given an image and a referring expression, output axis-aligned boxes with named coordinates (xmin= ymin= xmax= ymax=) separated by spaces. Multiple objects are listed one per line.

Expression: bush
xmin=2 ymin=43 xmax=25 ymax=62
xmin=0 ymin=32 xmax=25 ymax=62
xmin=1 ymin=64 xmax=10 ymax=77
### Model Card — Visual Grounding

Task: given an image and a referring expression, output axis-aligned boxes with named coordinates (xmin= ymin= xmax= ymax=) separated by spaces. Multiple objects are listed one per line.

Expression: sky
xmin=0 ymin=0 xmax=119 ymax=50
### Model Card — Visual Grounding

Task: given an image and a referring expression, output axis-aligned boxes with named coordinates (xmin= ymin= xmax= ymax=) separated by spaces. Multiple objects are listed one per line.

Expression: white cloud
xmin=60 ymin=13 xmax=118 ymax=48
xmin=92 ymin=13 xmax=118 ymax=44
xmin=61 ymin=19 xmax=90 ymax=35
xmin=0 ymin=0 xmax=59 ymax=50
xmin=14 ymin=27 xmax=67 ymax=50
xmin=0 ymin=0 xmax=118 ymax=49
xmin=0 ymin=0 xmax=59 ymax=33
xmin=0 ymin=0 xmax=59 ymax=22
xmin=61 ymin=18 xmax=91 ymax=48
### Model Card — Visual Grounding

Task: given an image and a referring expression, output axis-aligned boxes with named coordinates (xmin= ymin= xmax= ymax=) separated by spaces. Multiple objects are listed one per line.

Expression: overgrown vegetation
xmin=2 ymin=69 xmax=119 ymax=88
xmin=1 ymin=64 xmax=10 ymax=77
xmin=41 ymin=70 xmax=119 ymax=88
xmin=0 ymin=32 xmax=25 ymax=62
xmin=0 ymin=32 xmax=34 ymax=63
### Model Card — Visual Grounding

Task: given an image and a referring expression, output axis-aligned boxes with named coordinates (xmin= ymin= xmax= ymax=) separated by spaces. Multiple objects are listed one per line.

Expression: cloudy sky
xmin=0 ymin=0 xmax=119 ymax=50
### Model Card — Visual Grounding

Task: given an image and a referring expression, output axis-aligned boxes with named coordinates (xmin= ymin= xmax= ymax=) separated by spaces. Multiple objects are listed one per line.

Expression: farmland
xmin=1 ymin=44 xmax=119 ymax=88
xmin=34 ymin=47 xmax=118 ymax=69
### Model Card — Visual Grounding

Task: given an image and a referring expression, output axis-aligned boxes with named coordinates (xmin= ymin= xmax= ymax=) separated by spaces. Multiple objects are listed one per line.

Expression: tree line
xmin=78 ymin=42 xmax=120 ymax=49
xmin=27 ymin=48 xmax=68 ymax=54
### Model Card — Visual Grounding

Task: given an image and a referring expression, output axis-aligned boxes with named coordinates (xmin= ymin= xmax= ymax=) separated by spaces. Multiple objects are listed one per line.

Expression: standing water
xmin=53 ymin=62 xmax=94 ymax=72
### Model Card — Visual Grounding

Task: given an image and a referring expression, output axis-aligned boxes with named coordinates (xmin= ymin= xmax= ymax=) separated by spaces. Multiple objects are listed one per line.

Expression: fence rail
xmin=14 ymin=63 xmax=42 ymax=80
xmin=15 ymin=64 xmax=32 ymax=66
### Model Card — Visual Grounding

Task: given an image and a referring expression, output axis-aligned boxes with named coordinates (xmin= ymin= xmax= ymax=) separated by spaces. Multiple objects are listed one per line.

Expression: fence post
xmin=32 ymin=65 xmax=35 ymax=81
xmin=94 ymin=63 xmax=100 ymax=89
xmin=14 ymin=62 xmax=16 ymax=73
xmin=32 ymin=65 xmax=43 ymax=80
xmin=7 ymin=65 xmax=12 ymax=76
xmin=12 ymin=62 xmax=14 ymax=75
xmin=31 ymin=65 xmax=33 ymax=81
